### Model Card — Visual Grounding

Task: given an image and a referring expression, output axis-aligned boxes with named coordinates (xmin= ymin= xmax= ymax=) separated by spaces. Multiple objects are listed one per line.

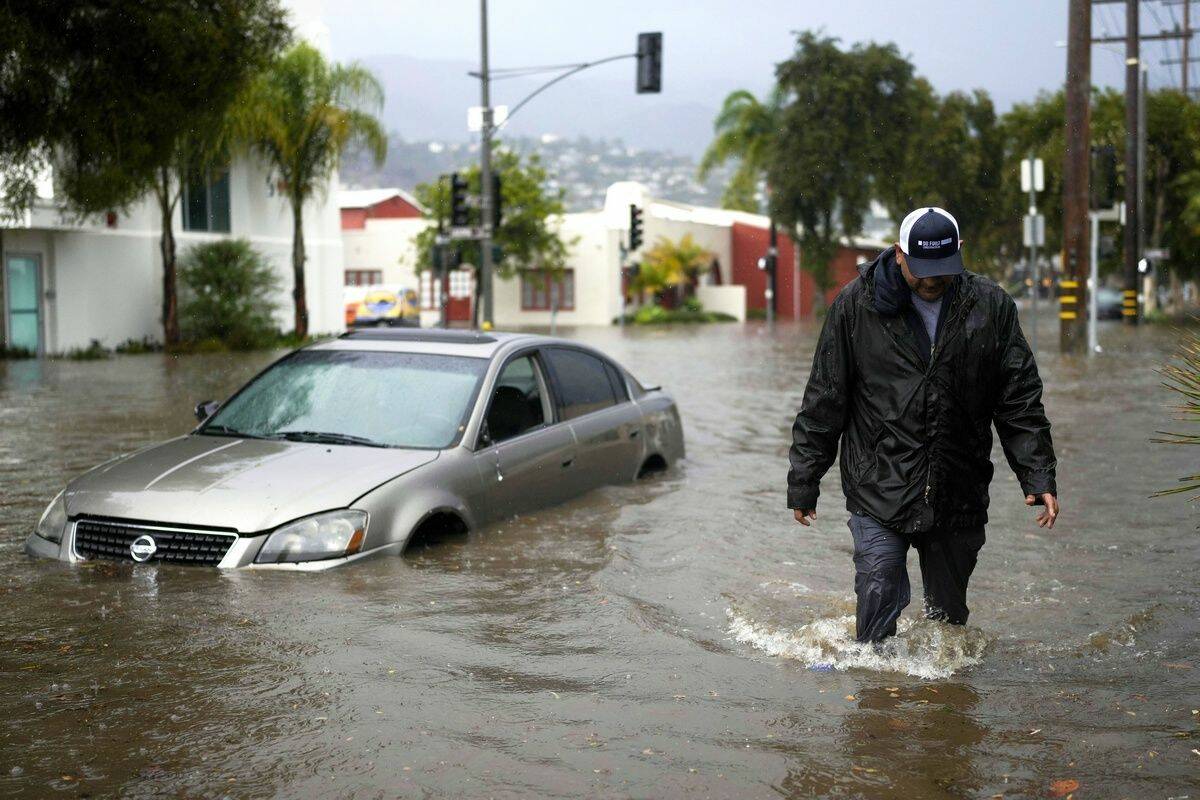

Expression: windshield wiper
xmin=199 ymin=425 xmax=269 ymax=440
xmin=269 ymin=430 xmax=390 ymax=448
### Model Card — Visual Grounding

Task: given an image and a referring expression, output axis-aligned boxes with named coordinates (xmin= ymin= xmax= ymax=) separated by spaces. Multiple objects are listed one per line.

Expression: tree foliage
xmin=235 ymin=43 xmax=387 ymax=337
xmin=0 ymin=0 xmax=289 ymax=218
xmin=707 ymin=29 xmax=1200 ymax=290
xmin=178 ymin=239 xmax=280 ymax=349
xmin=766 ymin=32 xmax=922 ymax=293
xmin=635 ymin=234 xmax=713 ymax=295
xmin=698 ymin=89 xmax=782 ymax=213
xmin=412 ymin=148 xmax=573 ymax=282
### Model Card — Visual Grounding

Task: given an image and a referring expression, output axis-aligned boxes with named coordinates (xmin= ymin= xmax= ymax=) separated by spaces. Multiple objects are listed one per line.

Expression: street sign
xmin=468 ymin=105 xmax=508 ymax=132
xmin=448 ymin=226 xmax=485 ymax=241
xmin=1023 ymin=213 xmax=1045 ymax=247
xmin=1021 ymin=157 xmax=1045 ymax=193
xmin=1145 ymin=248 xmax=1170 ymax=260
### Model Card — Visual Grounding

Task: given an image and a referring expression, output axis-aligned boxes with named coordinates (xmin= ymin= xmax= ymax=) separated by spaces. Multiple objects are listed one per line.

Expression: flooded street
xmin=2 ymin=321 xmax=1198 ymax=799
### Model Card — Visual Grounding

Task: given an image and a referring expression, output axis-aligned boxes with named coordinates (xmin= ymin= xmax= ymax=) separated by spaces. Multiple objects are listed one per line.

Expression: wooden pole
xmin=1062 ymin=0 xmax=1092 ymax=352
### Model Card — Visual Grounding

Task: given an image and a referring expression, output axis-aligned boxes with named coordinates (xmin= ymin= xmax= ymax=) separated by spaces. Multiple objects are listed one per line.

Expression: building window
xmin=182 ymin=166 xmax=231 ymax=232
xmin=420 ymin=271 xmax=442 ymax=310
xmin=345 ymin=270 xmax=383 ymax=286
xmin=520 ymin=269 xmax=575 ymax=311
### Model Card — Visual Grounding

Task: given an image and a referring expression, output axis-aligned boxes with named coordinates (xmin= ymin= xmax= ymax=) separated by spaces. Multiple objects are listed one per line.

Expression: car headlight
xmin=36 ymin=492 xmax=68 ymax=544
xmin=255 ymin=510 xmax=368 ymax=564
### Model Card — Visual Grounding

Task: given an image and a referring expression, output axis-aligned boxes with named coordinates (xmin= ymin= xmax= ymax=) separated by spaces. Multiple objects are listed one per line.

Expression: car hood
xmin=64 ymin=435 xmax=438 ymax=533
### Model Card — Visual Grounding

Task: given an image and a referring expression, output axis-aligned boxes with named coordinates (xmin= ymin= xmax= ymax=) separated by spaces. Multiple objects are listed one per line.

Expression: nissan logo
xmin=129 ymin=534 xmax=157 ymax=562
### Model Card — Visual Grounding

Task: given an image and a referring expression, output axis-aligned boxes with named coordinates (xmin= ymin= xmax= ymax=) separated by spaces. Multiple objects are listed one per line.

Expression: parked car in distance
xmin=1095 ymin=286 xmax=1124 ymax=320
xmin=27 ymin=330 xmax=685 ymax=570
xmin=345 ymin=285 xmax=421 ymax=328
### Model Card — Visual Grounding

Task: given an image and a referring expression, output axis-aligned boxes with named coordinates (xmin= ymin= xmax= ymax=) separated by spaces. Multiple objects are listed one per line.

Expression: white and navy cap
xmin=898 ymin=206 xmax=963 ymax=278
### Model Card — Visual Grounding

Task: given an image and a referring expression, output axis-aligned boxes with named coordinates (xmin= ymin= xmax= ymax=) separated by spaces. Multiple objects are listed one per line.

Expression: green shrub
xmin=179 ymin=239 xmax=280 ymax=350
xmin=115 ymin=336 xmax=162 ymax=354
xmin=682 ymin=296 xmax=704 ymax=313
xmin=60 ymin=339 xmax=110 ymax=360
xmin=622 ymin=303 xmax=737 ymax=325
xmin=0 ymin=345 xmax=36 ymax=359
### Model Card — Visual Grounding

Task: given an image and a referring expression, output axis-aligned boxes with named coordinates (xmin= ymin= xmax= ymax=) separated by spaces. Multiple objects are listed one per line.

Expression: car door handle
xmin=561 ymin=457 xmax=574 ymax=468
xmin=629 ymin=429 xmax=641 ymax=439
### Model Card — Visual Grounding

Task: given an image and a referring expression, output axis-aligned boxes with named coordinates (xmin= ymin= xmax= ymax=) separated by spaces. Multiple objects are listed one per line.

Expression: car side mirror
xmin=194 ymin=400 xmax=220 ymax=422
xmin=478 ymin=420 xmax=493 ymax=449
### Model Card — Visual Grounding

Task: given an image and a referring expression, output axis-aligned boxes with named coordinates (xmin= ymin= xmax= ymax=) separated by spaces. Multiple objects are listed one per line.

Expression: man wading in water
xmin=787 ymin=207 xmax=1059 ymax=644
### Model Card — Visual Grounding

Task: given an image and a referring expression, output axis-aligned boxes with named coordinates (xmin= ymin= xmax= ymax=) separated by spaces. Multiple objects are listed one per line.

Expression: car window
xmin=544 ymin=348 xmax=617 ymax=421
xmin=485 ymin=355 xmax=546 ymax=443
xmin=604 ymin=361 xmax=629 ymax=402
xmin=202 ymin=350 xmax=487 ymax=449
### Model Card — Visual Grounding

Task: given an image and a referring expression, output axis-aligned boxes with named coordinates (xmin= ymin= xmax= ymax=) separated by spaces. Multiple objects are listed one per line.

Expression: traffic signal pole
xmin=468 ymin=18 xmax=661 ymax=330
xmin=477 ymin=0 xmax=495 ymax=328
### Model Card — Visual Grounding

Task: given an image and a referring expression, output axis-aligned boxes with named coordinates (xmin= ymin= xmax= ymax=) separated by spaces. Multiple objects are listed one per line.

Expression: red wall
xmin=731 ymin=222 xmax=798 ymax=318
xmin=341 ymin=208 xmax=369 ymax=229
xmin=731 ymin=221 xmax=878 ymax=320
xmin=340 ymin=195 xmax=423 ymax=230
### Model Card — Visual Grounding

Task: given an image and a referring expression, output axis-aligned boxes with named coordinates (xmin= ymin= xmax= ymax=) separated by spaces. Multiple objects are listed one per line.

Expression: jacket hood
xmin=860 ymin=247 xmax=909 ymax=316
xmin=64 ymin=435 xmax=439 ymax=533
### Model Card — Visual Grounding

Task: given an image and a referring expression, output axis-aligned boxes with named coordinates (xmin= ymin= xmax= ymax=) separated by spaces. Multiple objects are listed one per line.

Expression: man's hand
xmin=793 ymin=509 xmax=817 ymax=526
xmin=1025 ymin=493 xmax=1059 ymax=529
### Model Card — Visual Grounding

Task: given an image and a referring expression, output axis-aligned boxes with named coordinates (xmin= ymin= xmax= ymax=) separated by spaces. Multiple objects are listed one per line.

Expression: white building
xmin=2 ymin=158 xmax=345 ymax=355
xmin=335 ymin=180 xmax=888 ymax=328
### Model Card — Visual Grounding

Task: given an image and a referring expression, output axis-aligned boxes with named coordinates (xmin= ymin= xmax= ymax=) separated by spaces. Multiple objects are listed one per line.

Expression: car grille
xmin=73 ymin=519 xmax=237 ymax=566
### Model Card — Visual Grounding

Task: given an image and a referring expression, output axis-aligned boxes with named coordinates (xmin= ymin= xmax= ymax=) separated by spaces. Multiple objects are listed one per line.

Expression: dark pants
xmin=848 ymin=512 xmax=986 ymax=643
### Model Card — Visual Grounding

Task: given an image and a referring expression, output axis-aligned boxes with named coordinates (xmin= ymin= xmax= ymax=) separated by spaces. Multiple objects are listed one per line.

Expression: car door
xmin=542 ymin=347 xmax=644 ymax=493
xmin=473 ymin=351 xmax=577 ymax=522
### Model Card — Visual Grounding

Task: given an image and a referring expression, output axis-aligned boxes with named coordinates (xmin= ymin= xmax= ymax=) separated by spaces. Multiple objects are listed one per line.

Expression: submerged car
xmin=27 ymin=329 xmax=684 ymax=570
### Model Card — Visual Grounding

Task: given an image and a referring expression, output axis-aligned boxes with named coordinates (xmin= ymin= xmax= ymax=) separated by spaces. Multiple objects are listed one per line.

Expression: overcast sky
xmin=282 ymin=0 xmax=1189 ymax=150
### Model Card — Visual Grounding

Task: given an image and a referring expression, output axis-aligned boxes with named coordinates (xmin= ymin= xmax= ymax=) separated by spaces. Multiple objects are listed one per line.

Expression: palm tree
xmin=698 ymin=89 xmax=782 ymax=213
xmin=1153 ymin=328 xmax=1200 ymax=504
xmin=699 ymin=89 xmax=785 ymax=320
xmin=638 ymin=234 xmax=713 ymax=306
xmin=236 ymin=44 xmax=386 ymax=337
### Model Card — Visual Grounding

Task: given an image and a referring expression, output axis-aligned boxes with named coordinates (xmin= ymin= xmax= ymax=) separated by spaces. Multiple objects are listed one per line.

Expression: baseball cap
xmin=898 ymin=207 xmax=964 ymax=278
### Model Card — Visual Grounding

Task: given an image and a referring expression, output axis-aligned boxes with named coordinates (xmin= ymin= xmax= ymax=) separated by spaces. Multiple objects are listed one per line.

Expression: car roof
xmin=310 ymin=328 xmax=564 ymax=359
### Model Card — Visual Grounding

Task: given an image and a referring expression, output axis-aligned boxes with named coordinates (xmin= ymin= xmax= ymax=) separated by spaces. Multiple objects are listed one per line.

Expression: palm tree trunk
xmin=291 ymin=197 xmax=308 ymax=338
xmin=157 ymin=168 xmax=180 ymax=347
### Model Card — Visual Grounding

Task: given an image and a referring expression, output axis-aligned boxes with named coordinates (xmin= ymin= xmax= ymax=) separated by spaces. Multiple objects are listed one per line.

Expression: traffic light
xmin=636 ymin=33 xmax=662 ymax=94
xmin=449 ymin=172 xmax=470 ymax=227
xmin=629 ymin=204 xmax=643 ymax=251
xmin=491 ymin=173 xmax=502 ymax=230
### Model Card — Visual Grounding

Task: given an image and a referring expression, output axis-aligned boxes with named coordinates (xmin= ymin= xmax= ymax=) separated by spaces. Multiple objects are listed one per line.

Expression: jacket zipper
xmin=924 ymin=292 xmax=973 ymax=505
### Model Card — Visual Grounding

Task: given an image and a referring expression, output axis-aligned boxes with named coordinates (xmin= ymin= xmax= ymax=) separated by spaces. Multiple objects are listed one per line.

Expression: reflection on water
xmin=2 ymin=324 xmax=1199 ymax=799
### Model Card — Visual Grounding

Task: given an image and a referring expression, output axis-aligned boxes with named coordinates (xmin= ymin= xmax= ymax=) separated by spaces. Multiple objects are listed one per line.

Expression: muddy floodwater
xmin=2 ymin=321 xmax=1198 ymax=799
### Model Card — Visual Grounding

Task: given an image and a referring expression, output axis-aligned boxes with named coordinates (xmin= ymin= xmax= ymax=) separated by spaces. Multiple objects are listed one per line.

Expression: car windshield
xmin=201 ymin=350 xmax=488 ymax=449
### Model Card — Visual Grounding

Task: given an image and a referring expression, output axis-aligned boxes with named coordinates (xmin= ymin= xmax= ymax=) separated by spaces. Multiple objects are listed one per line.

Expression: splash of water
xmin=726 ymin=609 xmax=989 ymax=679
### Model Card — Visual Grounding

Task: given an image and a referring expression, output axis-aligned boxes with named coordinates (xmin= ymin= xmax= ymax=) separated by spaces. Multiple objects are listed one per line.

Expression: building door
xmin=445 ymin=269 xmax=474 ymax=325
xmin=5 ymin=254 xmax=42 ymax=355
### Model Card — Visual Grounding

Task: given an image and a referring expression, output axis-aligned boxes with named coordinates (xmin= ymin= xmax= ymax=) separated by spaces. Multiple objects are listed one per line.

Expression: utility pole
xmin=1122 ymin=0 xmax=1140 ymax=324
xmin=1062 ymin=0 xmax=1092 ymax=352
xmin=1186 ymin=0 xmax=1191 ymax=94
xmin=477 ymin=0 xmax=494 ymax=329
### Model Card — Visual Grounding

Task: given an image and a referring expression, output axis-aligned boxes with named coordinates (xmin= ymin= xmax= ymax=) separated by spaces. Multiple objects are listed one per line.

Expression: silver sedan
xmin=25 ymin=329 xmax=685 ymax=570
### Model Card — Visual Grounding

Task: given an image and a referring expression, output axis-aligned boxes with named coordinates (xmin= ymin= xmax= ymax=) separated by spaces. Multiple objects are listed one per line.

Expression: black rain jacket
xmin=786 ymin=248 xmax=1057 ymax=534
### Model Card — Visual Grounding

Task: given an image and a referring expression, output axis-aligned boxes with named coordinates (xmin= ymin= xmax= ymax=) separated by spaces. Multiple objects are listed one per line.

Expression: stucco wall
xmin=4 ymin=157 xmax=345 ymax=352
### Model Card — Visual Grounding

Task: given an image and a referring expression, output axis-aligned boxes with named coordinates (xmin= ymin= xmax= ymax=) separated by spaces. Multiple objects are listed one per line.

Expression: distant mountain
xmin=359 ymin=53 xmax=720 ymax=157
xmin=340 ymin=135 xmax=738 ymax=213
